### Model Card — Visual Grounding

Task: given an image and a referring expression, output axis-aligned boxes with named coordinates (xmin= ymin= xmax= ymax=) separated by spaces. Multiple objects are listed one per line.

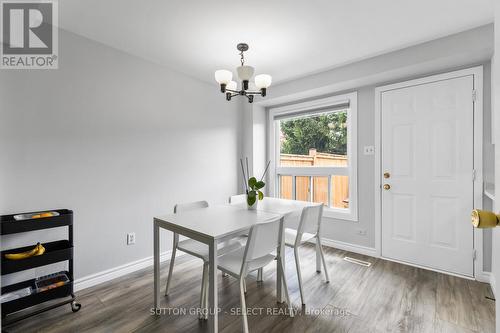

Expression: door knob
xmin=383 ymin=172 xmax=390 ymax=179
xmin=471 ymin=209 xmax=500 ymax=228
xmin=383 ymin=184 xmax=391 ymax=190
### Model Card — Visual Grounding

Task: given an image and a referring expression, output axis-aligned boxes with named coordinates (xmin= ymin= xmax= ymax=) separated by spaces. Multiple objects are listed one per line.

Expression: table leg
xmin=153 ymin=220 xmax=160 ymax=310
xmin=208 ymin=239 xmax=219 ymax=333
xmin=277 ymin=217 xmax=286 ymax=303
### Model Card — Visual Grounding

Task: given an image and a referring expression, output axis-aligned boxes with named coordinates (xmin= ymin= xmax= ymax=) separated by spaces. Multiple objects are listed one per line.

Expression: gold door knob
xmin=383 ymin=184 xmax=391 ymax=190
xmin=471 ymin=209 xmax=500 ymax=228
xmin=383 ymin=172 xmax=390 ymax=179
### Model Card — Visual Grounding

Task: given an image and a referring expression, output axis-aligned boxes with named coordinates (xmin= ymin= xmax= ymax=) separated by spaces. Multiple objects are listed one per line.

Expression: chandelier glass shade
xmin=214 ymin=70 xmax=232 ymax=85
xmin=214 ymin=43 xmax=271 ymax=103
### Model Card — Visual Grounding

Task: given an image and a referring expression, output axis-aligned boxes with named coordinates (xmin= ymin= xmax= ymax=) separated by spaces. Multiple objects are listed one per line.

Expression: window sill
xmin=323 ymin=208 xmax=358 ymax=222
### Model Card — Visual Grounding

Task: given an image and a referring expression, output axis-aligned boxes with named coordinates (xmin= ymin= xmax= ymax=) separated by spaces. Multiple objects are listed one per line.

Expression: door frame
xmin=374 ymin=66 xmax=484 ymax=280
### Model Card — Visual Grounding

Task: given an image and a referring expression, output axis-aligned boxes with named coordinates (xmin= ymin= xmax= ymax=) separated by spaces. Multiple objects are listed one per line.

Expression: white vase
xmin=247 ymin=197 xmax=258 ymax=210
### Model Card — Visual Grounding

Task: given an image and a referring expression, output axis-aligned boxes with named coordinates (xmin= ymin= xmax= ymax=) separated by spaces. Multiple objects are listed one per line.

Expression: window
xmin=268 ymin=92 xmax=358 ymax=221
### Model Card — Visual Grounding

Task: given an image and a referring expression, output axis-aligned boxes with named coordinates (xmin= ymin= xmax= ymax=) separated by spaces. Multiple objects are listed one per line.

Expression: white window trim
xmin=267 ymin=92 xmax=358 ymax=221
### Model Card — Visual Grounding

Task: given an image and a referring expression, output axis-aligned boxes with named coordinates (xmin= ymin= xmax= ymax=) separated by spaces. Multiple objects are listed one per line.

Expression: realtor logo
xmin=1 ymin=0 xmax=58 ymax=69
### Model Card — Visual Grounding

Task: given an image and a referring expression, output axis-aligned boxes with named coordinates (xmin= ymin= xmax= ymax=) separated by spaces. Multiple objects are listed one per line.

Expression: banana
xmin=5 ymin=243 xmax=45 ymax=260
xmin=35 ymin=243 xmax=46 ymax=256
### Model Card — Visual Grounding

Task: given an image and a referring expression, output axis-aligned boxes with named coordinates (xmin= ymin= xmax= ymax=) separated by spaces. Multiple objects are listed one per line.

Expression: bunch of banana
xmin=5 ymin=243 xmax=46 ymax=260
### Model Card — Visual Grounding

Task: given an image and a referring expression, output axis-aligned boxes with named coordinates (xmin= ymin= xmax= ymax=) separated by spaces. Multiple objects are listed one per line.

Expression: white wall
xmin=246 ymin=25 xmax=494 ymax=267
xmin=0 ymin=30 xmax=241 ymax=283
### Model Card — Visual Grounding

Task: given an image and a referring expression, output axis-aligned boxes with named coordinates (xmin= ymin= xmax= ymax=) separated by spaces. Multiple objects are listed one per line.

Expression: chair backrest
xmin=296 ymin=204 xmax=323 ymax=239
xmin=243 ymin=218 xmax=283 ymax=265
xmin=173 ymin=201 xmax=209 ymax=242
xmin=228 ymin=194 xmax=246 ymax=204
xmin=174 ymin=200 xmax=209 ymax=214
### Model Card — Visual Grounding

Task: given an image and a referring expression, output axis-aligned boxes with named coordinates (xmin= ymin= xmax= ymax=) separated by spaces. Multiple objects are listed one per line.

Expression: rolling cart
xmin=1 ymin=209 xmax=81 ymax=326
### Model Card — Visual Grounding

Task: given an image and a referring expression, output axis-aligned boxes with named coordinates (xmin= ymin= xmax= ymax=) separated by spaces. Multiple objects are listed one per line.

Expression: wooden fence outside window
xmin=279 ymin=149 xmax=349 ymax=208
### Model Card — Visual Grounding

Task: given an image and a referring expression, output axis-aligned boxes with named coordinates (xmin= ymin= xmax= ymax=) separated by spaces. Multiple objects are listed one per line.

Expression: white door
xmin=381 ymin=75 xmax=475 ymax=276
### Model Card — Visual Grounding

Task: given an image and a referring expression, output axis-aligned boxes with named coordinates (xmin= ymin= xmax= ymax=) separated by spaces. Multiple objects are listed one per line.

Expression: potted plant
xmin=240 ymin=158 xmax=271 ymax=210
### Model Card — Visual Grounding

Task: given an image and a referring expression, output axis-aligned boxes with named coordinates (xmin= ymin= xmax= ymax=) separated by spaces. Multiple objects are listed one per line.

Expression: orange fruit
xmin=40 ymin=212 xmax=53 ymax=218
xmin=32 ymin=214 xmax=41 ymax=219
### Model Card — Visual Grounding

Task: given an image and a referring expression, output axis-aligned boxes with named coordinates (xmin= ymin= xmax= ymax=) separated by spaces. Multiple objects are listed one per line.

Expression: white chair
xmin=164 ymin=201 xmax=242 ymax=318
xmin=228 ymin=194 xmax=246 ymax=204
xmin=285 ymin=204 xmax=329 ymax=305
xmin=228 ymin=194 xmax=264 ymax=282
xmin=215 ymin=218 xmax=293 ymax=333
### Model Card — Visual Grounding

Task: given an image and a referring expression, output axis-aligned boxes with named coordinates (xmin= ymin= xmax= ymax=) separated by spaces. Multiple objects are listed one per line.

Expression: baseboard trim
xmin=489 ymin=272 xmax=496 ymax=297
xmin=316 ymin=238 xmax=379 ymax=258
xmin=74 ymin=250 xmax=184 ymax=292
xmin=475 ymin=271 xmax=493 ymax=284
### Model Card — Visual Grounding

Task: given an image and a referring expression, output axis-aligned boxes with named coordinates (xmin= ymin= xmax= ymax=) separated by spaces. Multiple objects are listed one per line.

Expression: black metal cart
xmin=1 ymin=209 xmax=81 ymax=326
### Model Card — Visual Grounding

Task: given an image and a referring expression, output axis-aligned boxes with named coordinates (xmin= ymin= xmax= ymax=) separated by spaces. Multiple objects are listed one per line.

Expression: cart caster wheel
xmin=71 ymin=301 xmax=81 ymax=312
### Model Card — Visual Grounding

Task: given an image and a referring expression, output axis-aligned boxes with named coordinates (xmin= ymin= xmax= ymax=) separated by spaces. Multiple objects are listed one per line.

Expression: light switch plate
xmin=363 ymin=146 xmax=375 ymax=155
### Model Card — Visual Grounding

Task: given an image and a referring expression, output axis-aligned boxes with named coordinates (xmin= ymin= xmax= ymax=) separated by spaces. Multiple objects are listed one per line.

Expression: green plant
xmin=246 ymin=177 xmax=265 ymax=206
xmin=240 ymin=158 xmax=271 ymax=207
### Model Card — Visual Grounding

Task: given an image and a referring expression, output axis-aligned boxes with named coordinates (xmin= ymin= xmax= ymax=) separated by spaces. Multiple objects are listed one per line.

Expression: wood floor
xmin=3 ymin=245 xmax=495 ymax=333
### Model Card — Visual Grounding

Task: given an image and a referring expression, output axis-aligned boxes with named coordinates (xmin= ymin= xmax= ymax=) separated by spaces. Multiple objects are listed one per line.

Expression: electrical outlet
xmin=363 ymin=146 xmax=375 ymax=155
xmin=127 ymin=232 xmax=136 ymax=245
xmin=356 ymin=229 xmax=367 ymax=236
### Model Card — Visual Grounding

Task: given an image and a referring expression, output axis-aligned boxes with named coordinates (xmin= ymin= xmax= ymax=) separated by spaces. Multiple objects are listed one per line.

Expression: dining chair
xmin=215 ymin=217 xmax=293 ymax=333
xmin=164 ymin=200 xmax=243 ymax=318
xmin=228 ymin=194 xmax=264 ymax=282
xmin=228 ymin=194 xmax=246 ymax=204
xmin=285 ymin=204 xmax=329 ymax=305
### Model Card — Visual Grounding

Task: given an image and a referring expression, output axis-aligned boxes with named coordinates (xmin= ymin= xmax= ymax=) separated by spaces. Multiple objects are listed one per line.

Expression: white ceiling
xmin=60 ymin=0 xmax=494 ymax=84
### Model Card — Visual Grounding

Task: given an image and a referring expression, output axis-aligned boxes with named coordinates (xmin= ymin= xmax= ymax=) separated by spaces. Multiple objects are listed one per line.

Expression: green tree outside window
xmin=280 ymin=111 xmax=347 ymax=155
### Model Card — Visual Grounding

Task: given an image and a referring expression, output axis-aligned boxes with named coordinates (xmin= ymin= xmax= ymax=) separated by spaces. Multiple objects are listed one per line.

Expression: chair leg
xmin=199 ymin=262 xmax=208 ymax=319
xmin=293 ymin=247 xmax=305 ymax=305
xmin=315 ymin=241 xmax=321 ymax=272
xmin=279 ymin=258 xmax=294 ymax=318
xmin=240 ymin=277 xmax=249 ymax=333
xmin=165 ymin=242 xmax=177 ymax=296
xmin=257 ymin=268 xmax=263 ymax=282
xmin=317 ymin=238 xmax=330 ymax=283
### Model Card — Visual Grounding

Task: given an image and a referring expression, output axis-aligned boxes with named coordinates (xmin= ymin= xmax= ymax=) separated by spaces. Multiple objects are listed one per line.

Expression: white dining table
xmin=153 ymin=197 xmax=318 ymax=333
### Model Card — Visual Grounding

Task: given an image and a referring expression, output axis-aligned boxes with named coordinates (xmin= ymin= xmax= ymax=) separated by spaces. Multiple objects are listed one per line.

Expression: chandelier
xmin=214 ymin=43 xmax=272 ymax=103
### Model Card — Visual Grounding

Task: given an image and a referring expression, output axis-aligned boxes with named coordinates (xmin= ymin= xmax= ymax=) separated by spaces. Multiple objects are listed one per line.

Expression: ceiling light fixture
xmin=214 ymin=43 xmax=272 ymax=103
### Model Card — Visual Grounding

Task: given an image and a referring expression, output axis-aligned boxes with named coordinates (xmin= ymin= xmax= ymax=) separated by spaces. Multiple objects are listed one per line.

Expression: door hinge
xmin=472 ymin=89 xmax=477 ymax=102
xmin=472 ymin=169 xmax=477 ymax=181
xmin=473 ymin=249 xmax=477 ymax=260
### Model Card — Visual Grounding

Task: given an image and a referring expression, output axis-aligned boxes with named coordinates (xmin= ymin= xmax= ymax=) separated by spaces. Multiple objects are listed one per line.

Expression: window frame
xmin=267 ymin=92 xmax=358 ymax=221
